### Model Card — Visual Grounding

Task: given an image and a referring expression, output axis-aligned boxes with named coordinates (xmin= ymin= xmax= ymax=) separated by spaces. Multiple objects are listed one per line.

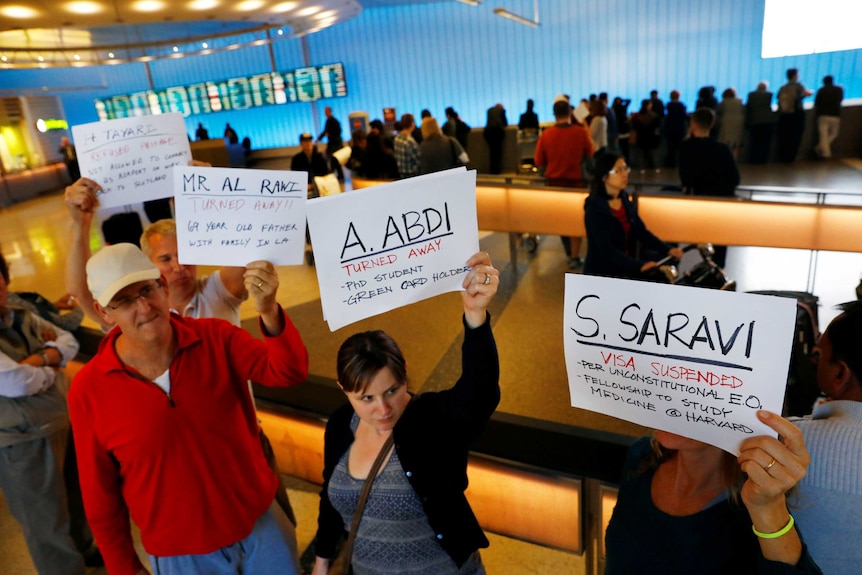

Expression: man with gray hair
xmin=69 ymin=243 xmax=308 ymax=575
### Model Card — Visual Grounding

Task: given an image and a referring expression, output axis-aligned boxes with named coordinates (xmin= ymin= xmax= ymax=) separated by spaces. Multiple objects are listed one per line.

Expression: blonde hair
xmin=421 ymin=117 xmax=442 ymax=140
xmin=140 ymin=219 xmax=177 ymax=257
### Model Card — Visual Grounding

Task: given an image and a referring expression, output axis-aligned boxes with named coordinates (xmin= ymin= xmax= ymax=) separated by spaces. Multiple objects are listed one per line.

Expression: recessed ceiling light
xmin=172 ymin=46 xmax=179 ymax=52
xmin=295 ymin=5 xmax=320 ymax=17
xmin=0 ymin=6 xmax=40 ymax=18
xmin=37 ymin=56 xmax=44 ymax=61
xmin=236 ymin=0 xmax=264 ymax=11
xmin=74 ymin=54 xmax=81 ymax=60
xmin=276 ymin=29 xmax=284 ymax=35
xmin=201 ymin=42 xmax=208 ymax=48
xmin=188 ymin=0 xmax=219 ymax=9
xmin=64 ymin=1 xmax=103 ymax=15
xmin=131 ymin=0 xmax=165 ymax=12
xmin=271 ymin=1 xmax=297 ymax=13
xmin=108 ymin=52 xmax=115 ymax=58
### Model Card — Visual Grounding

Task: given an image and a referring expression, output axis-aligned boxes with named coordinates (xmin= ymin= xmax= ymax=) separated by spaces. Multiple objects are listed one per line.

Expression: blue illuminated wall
xmin=4 ymin=0 xmax=860 ymax=151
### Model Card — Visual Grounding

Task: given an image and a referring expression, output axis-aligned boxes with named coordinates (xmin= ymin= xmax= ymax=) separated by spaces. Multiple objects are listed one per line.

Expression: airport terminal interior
xmin=2 ymin=159 xmax=862 ymax=574
xmin=2 ymin=0 xmax=862 ymax=573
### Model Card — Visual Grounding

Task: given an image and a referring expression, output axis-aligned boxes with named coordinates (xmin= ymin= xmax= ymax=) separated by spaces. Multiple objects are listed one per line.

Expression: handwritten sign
xmin=173 ymin=166 xmax=307 ymax=266
xmin=71 ymin=113 xmax=191 ymax=209
xmin=564 ymin=275 xmax=797 ymax=455
xmin=306 ymin=168 xmax=479 ymax=331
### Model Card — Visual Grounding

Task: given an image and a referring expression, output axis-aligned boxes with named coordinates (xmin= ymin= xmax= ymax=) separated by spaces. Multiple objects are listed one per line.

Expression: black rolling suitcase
xmin=748 ymin=291 xmax=820 ymax=416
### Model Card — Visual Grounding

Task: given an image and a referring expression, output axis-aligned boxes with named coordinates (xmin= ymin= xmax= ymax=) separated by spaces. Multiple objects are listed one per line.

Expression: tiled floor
xmin=1 ymin=158 xmax=861 ymax=573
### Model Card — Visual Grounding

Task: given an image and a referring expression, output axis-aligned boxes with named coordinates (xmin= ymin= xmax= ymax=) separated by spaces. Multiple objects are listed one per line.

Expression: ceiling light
xmin=108 ymin=52 xmax=115 ymax=58
xmin=493 ymin=7 xmax=538 ymax=27
xmin=64 ymin=1 xmax=103 ymax=15
xmin=131 ymin=0 xmax=165 ymax=12
xmin=1 ymin=56 xmax=7 ymax=62
xmin=37 ymin=56 xmax=44 ymax=61
xmin=0 ymin=6 xmax=40 ymax=18
xmin=455 ymin=0 xmax=481 ymax=5
xmin=295 ymin=5 xmax=321 ymax=17
xmin=236 ymin=0 xmax=264 ymax=10
xmin=276 ymin=29 xmax=284 ymax=35
xmin=201 ymin=42 xmax=208 ymax=48
xmin=188 ymin=0 xmax=219 ymax=9
xmin=172 ymin=46 xmax=179 ymax=52
xmin=271 ymin=1 xmax=298 ymax=12
xmin=74 ymin=54 xmax=80 ymax=60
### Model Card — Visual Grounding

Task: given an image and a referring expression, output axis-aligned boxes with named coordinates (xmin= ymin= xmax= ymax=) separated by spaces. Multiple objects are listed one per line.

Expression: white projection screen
xmin=762 ymin=0 xmax=862 ymax=58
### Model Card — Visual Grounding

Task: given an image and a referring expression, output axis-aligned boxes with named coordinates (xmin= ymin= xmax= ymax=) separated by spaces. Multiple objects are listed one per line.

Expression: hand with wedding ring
xmin=738 ymin=411 xmax=809 ymax=506
xmin=737 ymin=410 xmax=809 ymax=564
xmin=461 ymin=251 xmax=498 ymax=328
xmin=243 ymin=260 xmax=284 ymax=335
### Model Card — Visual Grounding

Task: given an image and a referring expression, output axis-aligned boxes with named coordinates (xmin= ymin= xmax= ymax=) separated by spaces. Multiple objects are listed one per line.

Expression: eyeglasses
xmin=105 ymin=280 xmax=162 ymax=312
xmin=608 ymin=166 xmax=632 ymax=175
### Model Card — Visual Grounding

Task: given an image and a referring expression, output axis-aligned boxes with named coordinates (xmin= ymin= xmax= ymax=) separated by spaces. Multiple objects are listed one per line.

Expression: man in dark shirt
xmin=484 ymin=103 xmax=508 ymax=174
xmin=316 ymin=107 xmax=344 ymax=179
xmin=814 ymin=75 xmax=844 ymax=159
xmin=291 ymin=132 xmax=331 ymax=190
xmin=518 ymin=99 xmax=539 ymax=131
xmin=678 ymin=108 xmax=740 ymax=267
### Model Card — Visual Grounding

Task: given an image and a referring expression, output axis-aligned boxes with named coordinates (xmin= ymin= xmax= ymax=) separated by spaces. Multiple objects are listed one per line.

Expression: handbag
xmin=329 ymin=433 xmax=395 ymax=575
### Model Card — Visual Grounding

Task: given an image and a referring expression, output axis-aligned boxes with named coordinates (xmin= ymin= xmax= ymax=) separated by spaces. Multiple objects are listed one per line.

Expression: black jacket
xmin=315 ymin=317 xmax=500 ymax=567
xmin=583 ymin=191 xmax=670 ymax=279
xmin=678 ymin=137 xmax=740 ymax=197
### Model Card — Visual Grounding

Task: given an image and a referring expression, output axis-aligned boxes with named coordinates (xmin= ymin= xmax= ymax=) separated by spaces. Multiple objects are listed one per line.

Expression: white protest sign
xmin=564 ymin=275 xmax=797 ymax=455
xmin=307 ymin=168 xmax=479 ymax=331
xmin=173 ymin=166 xmax=307 ymax=266
xmin=71 ymin=113 xmax=191 ymax=209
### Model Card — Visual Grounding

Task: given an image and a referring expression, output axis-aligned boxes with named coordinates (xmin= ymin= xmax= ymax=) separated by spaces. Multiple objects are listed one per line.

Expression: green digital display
xmin=94 ymin=62 xmax=347 ymax=120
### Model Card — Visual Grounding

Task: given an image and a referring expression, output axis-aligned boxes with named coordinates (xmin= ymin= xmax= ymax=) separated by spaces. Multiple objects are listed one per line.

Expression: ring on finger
xmin=257 ymin=282 xmax=263 ymax=288
xmin=483 ymin=273 xmax=491 ymax=285
xmin=765 ymin=458 xmax=776 ymax=470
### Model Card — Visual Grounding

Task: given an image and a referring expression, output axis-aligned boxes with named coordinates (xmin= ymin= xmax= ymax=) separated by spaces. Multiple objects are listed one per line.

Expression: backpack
xmin=777 ymin=84 xmax=798 ymax=113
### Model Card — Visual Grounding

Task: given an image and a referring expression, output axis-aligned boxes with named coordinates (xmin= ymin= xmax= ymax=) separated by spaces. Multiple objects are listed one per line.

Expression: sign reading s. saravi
xmin=564 ymin=275 xmax=797 ymax=455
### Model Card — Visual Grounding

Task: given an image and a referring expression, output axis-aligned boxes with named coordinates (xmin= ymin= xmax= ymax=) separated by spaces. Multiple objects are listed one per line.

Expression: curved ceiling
xmin=0 ymin=0 xmax=371 ymax=67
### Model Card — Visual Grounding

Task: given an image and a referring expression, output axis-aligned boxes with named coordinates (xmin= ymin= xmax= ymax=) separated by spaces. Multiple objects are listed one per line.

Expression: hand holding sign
xmin=243 ymin=260 xmax=284 ymax=336
xmin=738 ymin=410 xmax=810 ymax=512
xmin=564 ymin=275 xmax=797 ymax=455
xmin=462 ymin=251 xmax=499 ymax=329
xmin=65 ymin=178 xmax=101 ymax=223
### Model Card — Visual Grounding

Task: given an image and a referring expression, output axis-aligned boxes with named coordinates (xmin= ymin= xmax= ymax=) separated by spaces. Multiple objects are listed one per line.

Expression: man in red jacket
xmin=69 ymin=243 xmax=308 ymax=575
xmin=534 ymin=98 xmax=595 ymax=268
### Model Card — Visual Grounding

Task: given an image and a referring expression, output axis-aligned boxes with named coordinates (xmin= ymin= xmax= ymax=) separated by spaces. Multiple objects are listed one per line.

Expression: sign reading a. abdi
xmin=306 ymin=168 xmax=479 ymax=331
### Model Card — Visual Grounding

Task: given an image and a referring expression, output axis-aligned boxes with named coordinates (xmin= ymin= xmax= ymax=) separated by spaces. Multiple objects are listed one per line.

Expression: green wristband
xmin=752 ymin=514 xmax=794 ymax=539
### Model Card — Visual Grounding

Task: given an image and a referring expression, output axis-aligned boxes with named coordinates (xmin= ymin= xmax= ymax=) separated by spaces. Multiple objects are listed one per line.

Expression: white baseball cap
xmin=87 ymin=243 xmax=161 ymax=307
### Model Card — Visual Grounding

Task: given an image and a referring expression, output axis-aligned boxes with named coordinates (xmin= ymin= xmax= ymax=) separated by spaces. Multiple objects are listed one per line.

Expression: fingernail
xmin=757 ymin=410 xmax=770 ymax=421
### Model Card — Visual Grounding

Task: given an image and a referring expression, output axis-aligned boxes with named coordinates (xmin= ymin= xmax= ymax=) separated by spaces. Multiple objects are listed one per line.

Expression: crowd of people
xmin=2 ymin=66 xmax=856 ymax=575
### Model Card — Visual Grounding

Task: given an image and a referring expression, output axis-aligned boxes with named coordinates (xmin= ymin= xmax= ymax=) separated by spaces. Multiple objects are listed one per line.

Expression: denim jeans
xmin=148 ymin=500 xmax=298 ymax=575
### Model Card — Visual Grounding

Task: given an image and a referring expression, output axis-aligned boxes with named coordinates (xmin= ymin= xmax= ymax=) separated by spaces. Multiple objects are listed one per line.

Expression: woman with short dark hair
xmin=312 ymin=252 xmax=500 ymax=575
